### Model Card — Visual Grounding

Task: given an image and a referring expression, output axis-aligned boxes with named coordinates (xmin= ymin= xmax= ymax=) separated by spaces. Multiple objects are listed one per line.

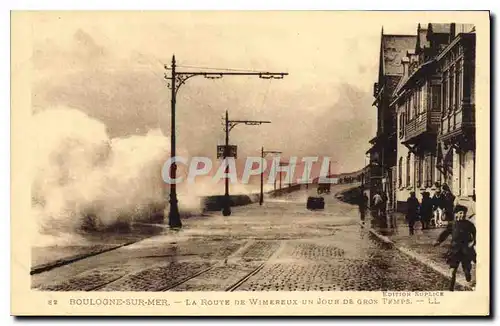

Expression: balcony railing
xmin=439 ymin=102 xmax=475 ymax=141
xmin=403 ymin=109 xmax=441 ymax=143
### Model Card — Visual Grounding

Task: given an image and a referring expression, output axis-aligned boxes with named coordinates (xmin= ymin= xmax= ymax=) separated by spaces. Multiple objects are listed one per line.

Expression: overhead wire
xmin=176 ymin=64 xmax=262 ymax=73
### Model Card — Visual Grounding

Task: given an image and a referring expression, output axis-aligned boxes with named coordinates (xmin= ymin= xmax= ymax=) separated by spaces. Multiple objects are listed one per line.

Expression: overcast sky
xmin=31 ymin=12 xmax=419 ymax=173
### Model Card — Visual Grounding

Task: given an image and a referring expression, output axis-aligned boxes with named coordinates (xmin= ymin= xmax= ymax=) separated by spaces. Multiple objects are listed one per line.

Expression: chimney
xmin=450 ymin=23 xmax=456 ymax=42
xmin=402 ymin=57 xmax=410 ymax=77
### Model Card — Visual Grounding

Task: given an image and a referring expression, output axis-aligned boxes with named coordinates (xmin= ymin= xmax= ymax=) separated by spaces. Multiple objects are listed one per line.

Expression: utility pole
xmin=278 ymin=161 xmax=289 ymax=190
xmin=167 ymin=55 xmax=181 ymax=229
xmin=222 ymin=110 xmax=271 ymax=216
xmin=305 ymin=162 xmax=309 ymax=190
xmin=164 ymin=55 xmax=288 ymax=228
xmin=224 ymin=110 xmax=230 ymax=216
xmin=260 ymin=147 xmax=281 ymax=205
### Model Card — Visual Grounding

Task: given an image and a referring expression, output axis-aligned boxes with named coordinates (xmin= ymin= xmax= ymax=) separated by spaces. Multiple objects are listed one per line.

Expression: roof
xmin=366 ymin=145 xmax=379 ymax=155
xmin=417 ymin=26 xmax=430 ymax=50
xmin=429 ymin=23 xmax=451 ymax=34
xmin=372 ymin=75 xmax=402 ymax=106
xmin=391 ymin=59 xmax=435 ymax=101
xmin=392 ymin=76 xmax=407 ymax=99
xmin=456 ymin=24 xmax=475 ymax=34
xmin=385 ymin=75 xmax=402 ymax=97
xmin=435 ymin=32 xmax=475 ymax=62
xmin=381 ymin=34 xmax=418 ymax=76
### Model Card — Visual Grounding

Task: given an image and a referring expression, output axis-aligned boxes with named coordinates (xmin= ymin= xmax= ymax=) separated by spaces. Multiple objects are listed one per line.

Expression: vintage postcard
xmin=11 ymin=10 xmax=490 ymax=316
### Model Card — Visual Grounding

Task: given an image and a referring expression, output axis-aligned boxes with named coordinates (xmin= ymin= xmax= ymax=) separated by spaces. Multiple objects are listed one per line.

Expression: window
xmin=416 ymin=156 xmax=423 ymax=188
xmin=432 ymin=85 xmax=441 ymax=110
xmin=465 ymin=151 xmax=474 ymax=197
xmin=442 ymin=78 xmax=447 ymax=112
xmin=406 ymin=154 xmax=411 ymax=187
xmin=398 ymin=113 xmax=402 ymax=138
xmin=398 ymin=157 xmax=403 ymax=187
xmin=422 ymin=86 xmax=425 ymax=110
xmin=455 ymin=68 xmax=461 ymax=110
xmin=408 ymin=96 xmax=412 ymax=120
xmin=425 ymin=155 xmax=435 ymax=187
xmin=416 ymin=89 xmax=420 ymax=118
xmin=449 ymin=70 xmax=454 ymax=111
xmin=413 ymin=92 xmax=417 ymax=118
xmin=399 ymin=111 xmax=406 ymax=138
xmin=458 ymin=151 xmax=463 ymax=196
xmin=406 ymin=99 xmax=410 ymax=122
xmin=419 ymin=85 xmax=424 ymax=119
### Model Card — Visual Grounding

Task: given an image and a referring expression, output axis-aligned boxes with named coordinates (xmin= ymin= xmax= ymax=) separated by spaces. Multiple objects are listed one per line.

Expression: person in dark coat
xmin=420 ymin=191 xmax=433 ymax=230
xmin=434 ymin=204 xmax=476 ymax=291
xmin=406 ymin=191 xmax=420 ymax=235
xmin=432 ymin=187 xmax=444 ymax=209
xmin=357 ymin=187 xmax=369 ymax=224
xmin=441 ymin=183 xmax=456 ymax=222
xmin=381 ymin=191 xmax=388 ymax=218
xmin=434 ymin=183 xmax=458 ymax=243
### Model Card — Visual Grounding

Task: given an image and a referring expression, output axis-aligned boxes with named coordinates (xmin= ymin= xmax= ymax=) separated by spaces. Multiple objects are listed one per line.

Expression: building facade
xmin=387 ymin=23 xmax=476 ymax=211
xmin=435 ymin=24 xmax=476 ymax=209
xmin=368 ymin=29 xmax=417 ymax=211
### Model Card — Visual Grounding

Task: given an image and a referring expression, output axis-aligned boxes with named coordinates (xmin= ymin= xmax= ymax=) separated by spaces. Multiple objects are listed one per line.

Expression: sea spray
xmin=31 ymin=107 xmax=197 ymax=243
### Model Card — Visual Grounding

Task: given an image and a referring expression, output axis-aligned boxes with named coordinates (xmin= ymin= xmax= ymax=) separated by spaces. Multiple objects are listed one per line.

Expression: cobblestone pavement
xmin=32 ymin=184 xmax=466 ymax=292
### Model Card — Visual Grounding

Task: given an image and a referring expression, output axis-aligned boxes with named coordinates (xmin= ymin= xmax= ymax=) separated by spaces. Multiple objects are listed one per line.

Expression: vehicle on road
xmin=317 ymin=183 xmax=331 ymax=195
xmin=307 ymin=196 xmax=325 ymax=210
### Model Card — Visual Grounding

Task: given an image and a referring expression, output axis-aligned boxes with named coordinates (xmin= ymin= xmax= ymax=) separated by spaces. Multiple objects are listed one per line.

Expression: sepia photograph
xmin=10 ymin=10 xmax=490 ymax=316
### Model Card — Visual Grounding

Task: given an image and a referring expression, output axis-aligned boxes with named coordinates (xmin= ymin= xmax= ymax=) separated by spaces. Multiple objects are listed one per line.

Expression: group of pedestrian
xmin=371 ymin=191 xmax=388 ymax=219
xmin=356 ymin=183 xmax=476 ymax=290
xmin=405 ymin=182 xmax=455 ymax=235
xmin=356 ymin=187 xmax=388 ymax=226
xmin=406 ymin=182 xmax=477 ymax=291
xmin=357 ymin=183 xmax=477 ymax=291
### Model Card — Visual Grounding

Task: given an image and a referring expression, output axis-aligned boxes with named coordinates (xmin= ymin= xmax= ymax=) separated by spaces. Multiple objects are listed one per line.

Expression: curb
xmin=359 ymin=222 xmax=474 ymax=291
xmin=30 ymin=241 xmax=138 ymax=275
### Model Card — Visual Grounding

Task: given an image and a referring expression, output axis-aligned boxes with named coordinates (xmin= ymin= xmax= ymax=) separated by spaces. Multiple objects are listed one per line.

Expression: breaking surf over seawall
xmin=30 ymin=107 xmax=202 ymax=243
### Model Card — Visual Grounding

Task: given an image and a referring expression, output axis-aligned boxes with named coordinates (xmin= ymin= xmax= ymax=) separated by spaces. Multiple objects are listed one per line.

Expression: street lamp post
xmin=222 ymin=111 xmax=271 ymax=216
xmin=164 ymin=55 xmax=287 ymax=228
xmin=260 ymin=147 xmax=281 ymax=205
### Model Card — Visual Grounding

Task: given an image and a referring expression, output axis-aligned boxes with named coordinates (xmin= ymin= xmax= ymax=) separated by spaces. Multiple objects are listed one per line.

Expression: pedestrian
xmin=434 ymin=183 xmax=457 ymax=238
xmin=358 ymin=187 xmax=368 ymax=225
xmin=381 ymin=191 xmax=388 ymax=218
xmin=432 ymin=187 xmax=445 ymax=227
xmin=372 ymin=192 xmax=383 ymax=219
xmin=420 ymin=191 xmax=433 ymax=230
xmin=406 ymin=191 xmax=420 ymax=235
xmin=442 ymin=183 xmax=456 ymax=222
xmin=433 ymin=204 xmax=476 ymax=291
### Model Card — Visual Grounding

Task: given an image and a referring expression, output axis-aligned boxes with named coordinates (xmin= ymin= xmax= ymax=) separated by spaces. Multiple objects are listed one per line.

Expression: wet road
xmin=32 ymin=185 xmax=454 ymax=291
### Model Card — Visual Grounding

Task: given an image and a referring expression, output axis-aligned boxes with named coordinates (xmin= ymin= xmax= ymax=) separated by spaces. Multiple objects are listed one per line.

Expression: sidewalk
xmin=363 ymin=212 xmax=476 ymax=291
